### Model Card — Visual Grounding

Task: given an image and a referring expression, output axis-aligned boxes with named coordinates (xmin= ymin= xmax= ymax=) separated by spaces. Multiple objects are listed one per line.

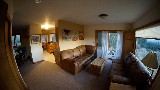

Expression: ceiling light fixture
xmin=99 ymin=14 xmax=108 ymax=19
xmin=35 ymin=0 xmax=42 ymax=4
xmin=41 ymin=22 xmax=54 ymax=30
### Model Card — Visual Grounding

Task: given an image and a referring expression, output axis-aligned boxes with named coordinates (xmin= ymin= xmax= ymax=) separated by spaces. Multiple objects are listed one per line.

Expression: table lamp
xmin=142 ymin=51 xmax=158 ymax=69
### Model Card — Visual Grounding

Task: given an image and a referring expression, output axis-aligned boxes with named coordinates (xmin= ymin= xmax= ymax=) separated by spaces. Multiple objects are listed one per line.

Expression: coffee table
xmin=89 ymin=58 xmax=106 ymax=76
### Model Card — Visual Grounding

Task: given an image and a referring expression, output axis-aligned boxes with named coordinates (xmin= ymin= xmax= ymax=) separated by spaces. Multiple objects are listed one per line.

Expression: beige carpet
xmin=19 ymin=60 xmax=112 ymax=90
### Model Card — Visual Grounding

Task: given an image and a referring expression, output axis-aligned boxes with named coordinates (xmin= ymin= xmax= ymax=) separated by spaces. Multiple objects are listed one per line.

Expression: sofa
xmin=110 ymin=52 xmax=152 ymax=88
xmin=60 ymin=45 xmax=96 ymax=75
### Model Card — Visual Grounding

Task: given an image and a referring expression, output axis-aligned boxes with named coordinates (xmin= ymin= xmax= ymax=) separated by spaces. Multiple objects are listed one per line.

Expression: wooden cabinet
xmin=47 ymin=43 xmax=58 ymax=53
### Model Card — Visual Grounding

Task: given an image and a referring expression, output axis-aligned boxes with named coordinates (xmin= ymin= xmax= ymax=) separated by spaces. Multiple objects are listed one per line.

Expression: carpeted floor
xmin=19 ymin=60 xmax=112 ymax=90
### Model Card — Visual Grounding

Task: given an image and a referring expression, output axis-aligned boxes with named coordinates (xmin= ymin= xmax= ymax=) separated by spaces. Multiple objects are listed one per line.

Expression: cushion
xmin=130 ymin=60 xmax=152 ymax=86
xmin=78 ymin=45 xmax=86 ymax=55
xmin=73 ymin=48 xmax=81 ymax=57
xmin=125 ymin=52 xmax=138 ymax=80
xmin=111 ymin=75 xmax=132 ymax=85
xmin=61 ymin=49 xmax=74 ymax=60
xmin=124 ymin=52 xmax=135 ymax=64
xmin=86 ymin=45 xmax=95 ymax=54
xmin=112 ymin=63 xmax=125 ymax=71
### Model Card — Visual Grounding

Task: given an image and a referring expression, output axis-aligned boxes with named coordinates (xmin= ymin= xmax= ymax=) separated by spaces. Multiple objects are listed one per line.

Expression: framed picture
xmin=79 ymin=31 xmax=84 ymax=40
xmin=62 ymin=29 xmax=72 ymax=41
xmin=31 ymin=34 xmax=41 ymax=44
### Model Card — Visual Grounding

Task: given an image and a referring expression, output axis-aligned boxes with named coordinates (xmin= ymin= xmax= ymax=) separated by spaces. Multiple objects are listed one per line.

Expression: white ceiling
xmin=13 ymin=0 xmax=159 ymax=27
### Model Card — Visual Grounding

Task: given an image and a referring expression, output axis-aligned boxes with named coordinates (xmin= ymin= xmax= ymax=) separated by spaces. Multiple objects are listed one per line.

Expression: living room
xmin=1 ymin=0 xmax=160 ymax=90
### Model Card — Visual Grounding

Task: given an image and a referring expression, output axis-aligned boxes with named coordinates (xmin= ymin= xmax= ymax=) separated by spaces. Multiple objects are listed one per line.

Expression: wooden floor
xmin=43 ymin=50 xmax=56 ymax=63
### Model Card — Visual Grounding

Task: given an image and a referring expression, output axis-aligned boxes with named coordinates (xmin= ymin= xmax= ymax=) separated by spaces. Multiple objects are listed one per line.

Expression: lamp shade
xmin=142 ymin=52 xmax=158 ymax=69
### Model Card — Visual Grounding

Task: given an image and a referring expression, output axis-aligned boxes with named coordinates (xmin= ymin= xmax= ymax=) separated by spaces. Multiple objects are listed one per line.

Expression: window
xmin=42 ymin=34 xmax=47 ymax=42
xmin=108 ymin=33 xmax=118 ymax=57
xmin=135 ymin=38 xmax=160 ymax=65
xmin=12 ymin=35 xmax=21 ymax=46
xmin=97 ymin=32 xmax=118 ymax=58
xmin=50 ymin=34 xmax=56 ymax=42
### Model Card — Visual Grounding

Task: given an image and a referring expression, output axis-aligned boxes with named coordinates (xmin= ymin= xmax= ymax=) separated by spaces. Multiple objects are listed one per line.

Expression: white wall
xmin=29 ymin=24 xmax=44 ymax=62
xmin=133 ymin=1 xmax=160 ymax=28
xmin=84 ymin=23 xmax=132 ymax=46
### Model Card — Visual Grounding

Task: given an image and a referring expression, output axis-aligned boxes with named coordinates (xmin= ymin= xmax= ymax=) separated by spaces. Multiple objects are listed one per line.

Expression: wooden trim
xmin=134 ymin=19 xmax=160 ymax=30
xmin=0 ymin=1 xmax=28 ymax=89
xmin=95 ymin=30 xmax=123 ymax=32
xmin=55 ymin=27 xmax=59 ymax=44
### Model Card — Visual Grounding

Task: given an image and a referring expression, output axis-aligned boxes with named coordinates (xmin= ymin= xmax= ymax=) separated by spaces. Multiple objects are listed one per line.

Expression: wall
xmin=4 ymin=0 xmax=13 ymax=19
xmin=133 ymin=1 xmax=160 ymax=28
xmin=29 ymin=24 xmax=44 ymax=62
xmin=84 ymin=23 xmax=132 ymax=46
xmin=57 ymin=20 xmax=85 ymax=51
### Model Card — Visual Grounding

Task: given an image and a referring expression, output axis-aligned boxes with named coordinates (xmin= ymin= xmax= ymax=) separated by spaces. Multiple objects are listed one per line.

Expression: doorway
xmin=96 ymin=30 xmax=123 ymax=59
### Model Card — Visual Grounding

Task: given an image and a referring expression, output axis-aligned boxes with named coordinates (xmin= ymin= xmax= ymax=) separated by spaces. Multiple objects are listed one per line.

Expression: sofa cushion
xmin=110 ymin=69 xmax=126 ymax=77
xmin=73 ymin=55 xmax=89 ymax=66
xmin=78 ymin=45 xmax=86 ymax=55
xmin=112 ymin=63 xmax=125 ymax=71
xmin=124 ymin=52 xmax=135 ymax=64
xmin=73 ymin=48 xmax=81 ymax=57
xmin=130 ymin=60 xmax=152 ymax=86
xmin=61 ymin=49 xmax=74 ymax=60
xmin=111 ymin=75 xmax=132 ymax=85
xmin=125 ymin=53 xmax=139 ymax=81
xmin=86 ymin=45 xmax=95 ymax=54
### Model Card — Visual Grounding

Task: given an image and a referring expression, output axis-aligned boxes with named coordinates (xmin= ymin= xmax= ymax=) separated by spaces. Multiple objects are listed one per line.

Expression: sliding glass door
xmin=96 ymin=31 xmax=123 ymax=59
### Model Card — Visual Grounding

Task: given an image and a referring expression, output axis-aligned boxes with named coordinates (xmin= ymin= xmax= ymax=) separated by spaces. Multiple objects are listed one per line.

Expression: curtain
xmin=115 ymin=31 xmax=123 ymax=59
xmin=101 ymin=31 xmax=109 ymax=59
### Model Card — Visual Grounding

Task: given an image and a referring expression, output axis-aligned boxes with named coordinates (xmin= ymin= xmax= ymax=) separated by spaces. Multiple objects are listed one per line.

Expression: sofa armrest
xmin=85 ymin=45 xmax=96 ymax=54
xmin=60 ymin=59 xmax=79 ymax=74
xmin=111 ymin=75 xmax=132 ymax=85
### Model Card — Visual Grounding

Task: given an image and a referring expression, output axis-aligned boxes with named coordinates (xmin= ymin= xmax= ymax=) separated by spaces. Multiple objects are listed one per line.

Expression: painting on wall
xmin=62 ymin=29 xmax=84 ymax=41
xmin=31 ymin=34 xmax=41 ymax=44
xmin=79 ymin=31 xmax=84 ymax=40
xmin=71 ymin=30 xmax=78 ymax=41
xmin=62 ymin=29 xmax=72 ymax=41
